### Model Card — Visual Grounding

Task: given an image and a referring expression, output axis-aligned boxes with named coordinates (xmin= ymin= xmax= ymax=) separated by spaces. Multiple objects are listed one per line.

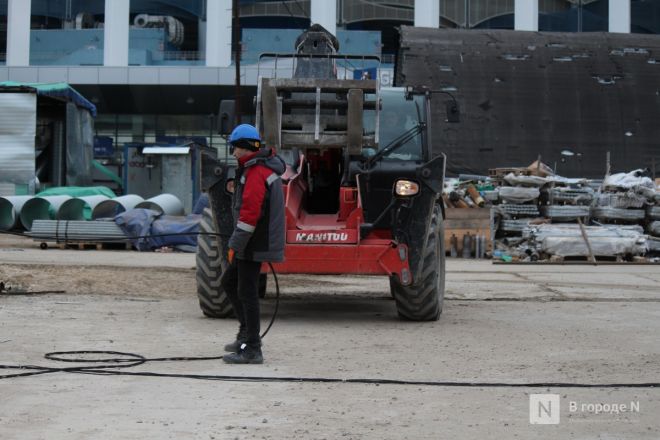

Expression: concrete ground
xmin=1 ymin=235 xmax=659 ymax=439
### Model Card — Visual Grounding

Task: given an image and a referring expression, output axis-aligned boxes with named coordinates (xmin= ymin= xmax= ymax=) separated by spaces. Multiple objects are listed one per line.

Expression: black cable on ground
xmin=0 ymin=261 xmax=282 ymax=381
xmin=2 ymin=229 xmax=659 ymax=388
xmin=3 ymin=260 xmax=657 ymax=387
xmin=0 ymin=266 xmax=658 ymax=388
xmin=1 ymin=351 xmax=659 ymax=387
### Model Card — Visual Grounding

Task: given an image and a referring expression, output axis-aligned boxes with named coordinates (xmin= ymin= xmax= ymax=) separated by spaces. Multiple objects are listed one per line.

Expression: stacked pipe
xmin=0 ymin=193 xmax=185 ymax=231
xmin=135 ymin=194 xmax=184 ymax=216
xmin=27 ymin=219 xmax=128 ymax=242
xmin=0 ymin=196 xmax=32 ymax=230
xmin=644 ymin=181 xmax=660 ymax=244
xmin=443 ymin=182 xmax=488 ymax=210
xmin=20 ymin=196 xmax=82 ymax=230
xmin=92 ymin=195 xmax=144 ymax=219
xmin=490 ymin=165 xmax=660 ymax=262
xmin=486 ymin=163 xmax=573 ymax=261
xmin=593 ymin=170 xmax=654 ymax=225
xmin=492 ymin=173 xmax=544 ymax=239
xmin=590 ymin=171 xmax=660 ymax=257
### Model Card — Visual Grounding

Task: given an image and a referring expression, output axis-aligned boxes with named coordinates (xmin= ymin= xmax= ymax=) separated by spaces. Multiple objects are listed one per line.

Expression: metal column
xmin=6 ymin=0 xmax=31 ymax=66
xmin=104 ymin=0 xmax=130 ymax=66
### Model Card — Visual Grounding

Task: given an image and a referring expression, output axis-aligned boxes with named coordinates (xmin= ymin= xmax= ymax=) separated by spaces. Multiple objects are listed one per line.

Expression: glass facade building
xmin=1 ymin=0 xmax=659 ymax=179
xmin=632 ymin=0 xmax=660 ymax=33
xmin=2 ymin=1 xmax=659 ymax=69
xmin=539 ymin=0 xmax=609 ymax=32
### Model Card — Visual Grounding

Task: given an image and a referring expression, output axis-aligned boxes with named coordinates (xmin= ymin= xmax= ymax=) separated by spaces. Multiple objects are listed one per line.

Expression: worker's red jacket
xmin=228 ymin=147 xmax=286 ymax=262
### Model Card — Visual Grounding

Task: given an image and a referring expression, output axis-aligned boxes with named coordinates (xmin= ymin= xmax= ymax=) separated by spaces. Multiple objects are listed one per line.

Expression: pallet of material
xmin=444 ymin=208 xmax=492 ymax=252
xmin=49 ymin=241 xmax=133 ymax=251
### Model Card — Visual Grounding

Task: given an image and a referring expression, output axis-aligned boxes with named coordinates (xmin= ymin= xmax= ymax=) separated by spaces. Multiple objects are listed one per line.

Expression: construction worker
xmin=220 ymin=124 xmax=286 ymax=364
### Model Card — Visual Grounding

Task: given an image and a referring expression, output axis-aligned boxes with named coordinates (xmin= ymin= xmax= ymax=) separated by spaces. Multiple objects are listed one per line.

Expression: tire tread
xmin=390 ymin=205 xmax=446 ymax=321
xmin=195 ymin=208 xmax=234 ymax=318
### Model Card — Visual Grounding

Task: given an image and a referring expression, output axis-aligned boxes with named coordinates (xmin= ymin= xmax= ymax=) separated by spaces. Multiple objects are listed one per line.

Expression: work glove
xmin=227 ymin=248 xmax=235 ymax=265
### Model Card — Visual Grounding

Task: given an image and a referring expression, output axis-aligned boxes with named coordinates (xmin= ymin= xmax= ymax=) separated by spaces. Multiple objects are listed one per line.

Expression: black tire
xmin=390 ymin=204 xmax=445 ymax=321
xmin=196 ymin=208 xmax=233 ymax=318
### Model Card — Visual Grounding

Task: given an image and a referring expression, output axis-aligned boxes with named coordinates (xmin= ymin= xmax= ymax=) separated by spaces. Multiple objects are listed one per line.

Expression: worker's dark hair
xmin=231 ymin=139 xmax=260 ymax=151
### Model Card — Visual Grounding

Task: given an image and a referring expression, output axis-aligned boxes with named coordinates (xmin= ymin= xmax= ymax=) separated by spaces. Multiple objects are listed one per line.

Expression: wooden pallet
xmin=40 ymin=241 xmax=133 ymax=251
xmin=444 ymin=208 xmax=492 ymax=255
xmin=548 ymin=254 xmax=621 ymax=263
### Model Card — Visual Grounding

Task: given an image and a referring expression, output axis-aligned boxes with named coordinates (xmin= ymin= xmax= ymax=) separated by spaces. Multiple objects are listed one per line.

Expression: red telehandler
xmin=197 ymin=25 xmax=458 ymax=321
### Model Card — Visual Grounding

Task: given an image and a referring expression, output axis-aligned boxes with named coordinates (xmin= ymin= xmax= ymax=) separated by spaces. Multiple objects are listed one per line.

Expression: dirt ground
xmin=1 ymin=234 xmax=660 ymax=439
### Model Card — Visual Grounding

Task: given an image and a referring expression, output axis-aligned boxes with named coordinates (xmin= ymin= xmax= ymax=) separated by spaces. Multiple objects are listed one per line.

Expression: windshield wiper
xmin=364 ymin=122 xmax=425 ymax=169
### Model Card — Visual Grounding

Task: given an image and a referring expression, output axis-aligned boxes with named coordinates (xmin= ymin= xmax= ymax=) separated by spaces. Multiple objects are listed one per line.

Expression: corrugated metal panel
xmin=0 ymin=93 xmax=36 ymax=190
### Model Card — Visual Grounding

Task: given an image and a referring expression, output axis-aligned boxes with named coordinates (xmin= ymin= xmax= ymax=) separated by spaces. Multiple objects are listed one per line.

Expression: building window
xmin=632 ymin=0 xmax=660 ymax=33
xmin=129 ymin=0 xmax=204 ymax=66
xmin=30 ymin=0 xmax=105 ymax=65
xmin=341 ymin=0 xmax=412 ymax=57
xmin=539 ymin=0 xmax=608 ymax=32
xmin=240 ymin=0 xmax=310 ymax=29
xmin=94 ymin=113 xmax=224 ymax=153
xmin=441 ymin=0 xmax=514 ymax=30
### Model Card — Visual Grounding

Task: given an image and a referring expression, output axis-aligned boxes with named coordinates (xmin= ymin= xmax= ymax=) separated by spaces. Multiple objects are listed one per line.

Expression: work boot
xmin=223 ymin=329 xmax=247 ymax=353
xmin=222 ymin=345 xmax=263 ymax=364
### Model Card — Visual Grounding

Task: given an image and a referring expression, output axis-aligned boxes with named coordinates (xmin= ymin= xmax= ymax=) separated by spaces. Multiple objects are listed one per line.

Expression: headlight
xmin=394 ymin=180 xmax=419 ymax=197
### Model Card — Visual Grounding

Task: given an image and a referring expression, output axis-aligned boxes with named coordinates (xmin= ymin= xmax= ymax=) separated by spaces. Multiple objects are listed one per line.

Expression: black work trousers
xmin=220 ymin=258 xmax=262 ymax=347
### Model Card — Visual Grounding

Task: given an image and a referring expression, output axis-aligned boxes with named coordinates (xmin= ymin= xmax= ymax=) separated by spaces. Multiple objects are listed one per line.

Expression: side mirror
xmin=217 ymin=100 xmax=235 ymax=135
xmin=446 ymin=101 xmax=460 ymax=123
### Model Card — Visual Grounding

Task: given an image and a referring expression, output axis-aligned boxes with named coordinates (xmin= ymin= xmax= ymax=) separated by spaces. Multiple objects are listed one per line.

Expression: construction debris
xmin=521 ymin=224 xmax=647 ymax=259
xmin=24 ymin=206 xmax=200 ymax=253
xmin=443 ymin=161 xmax=660 ymax=263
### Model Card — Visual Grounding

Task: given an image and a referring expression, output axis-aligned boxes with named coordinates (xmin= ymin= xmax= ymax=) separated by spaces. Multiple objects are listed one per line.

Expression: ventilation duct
xmin=133 ymin=14 xmax=184 ymax=47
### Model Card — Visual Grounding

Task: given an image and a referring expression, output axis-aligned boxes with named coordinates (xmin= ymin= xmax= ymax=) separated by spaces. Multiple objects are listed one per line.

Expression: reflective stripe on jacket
xmin=228 ymin=147 xmax=286 ymax=262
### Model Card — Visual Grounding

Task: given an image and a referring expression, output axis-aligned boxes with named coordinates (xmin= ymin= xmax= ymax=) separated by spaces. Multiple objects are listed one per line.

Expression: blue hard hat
xmin=229 ymin=124 xmax=261 ymax=145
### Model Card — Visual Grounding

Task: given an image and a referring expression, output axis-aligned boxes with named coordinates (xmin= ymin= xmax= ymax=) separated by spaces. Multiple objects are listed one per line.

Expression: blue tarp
xmin=114 ymin=208 xmax=200 ymax=252
xmin=192 ymin=193 xmax=209 ymax=214
xmin=0 ymin=81 xmax=97 ymax=116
